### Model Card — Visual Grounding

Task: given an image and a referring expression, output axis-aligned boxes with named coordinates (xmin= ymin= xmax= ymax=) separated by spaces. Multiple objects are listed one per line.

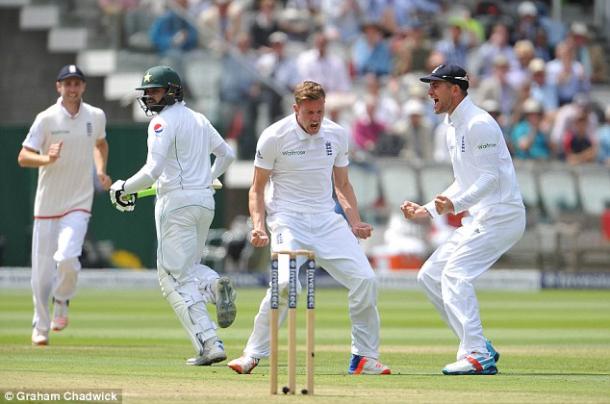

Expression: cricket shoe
xmin=348 ymin=355 xmax=391 ymax=375
xmin=442 ymin=353 xmax=498 ymax=375
xmin=50 ymin=298 xmax=69 ymax=331
xmin=187 ymin=337 xmax=226 ymax=366
xmin=32 ymin=328 xmax=49 ymax=346
xmin=215 ymin=277 xmax=237 ymax=328
xmin=227 ymin=355 xmax=260 ymax=374
xmin=486 ymin=339 xmax=500 ymax=363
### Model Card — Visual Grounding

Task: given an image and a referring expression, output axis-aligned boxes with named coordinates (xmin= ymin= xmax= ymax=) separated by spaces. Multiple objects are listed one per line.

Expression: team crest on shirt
xmin=153 ymin=123 xmax=164 ymax=136
xmin=86 ymin=122 xmax=93 ymax=137
xmin=325 ymin=141 xmax=333 ymax=156
xmin=461 ymin=136 xmax=465 ymax=152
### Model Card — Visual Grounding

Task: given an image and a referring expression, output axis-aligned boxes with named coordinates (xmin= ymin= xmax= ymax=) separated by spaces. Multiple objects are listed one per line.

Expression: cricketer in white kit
xmin=228 ymin=81 xmax=391 ymax=375
xmin=109 ymin=66 xmax=237 ymax=366
xmin=18 ymin=64 xmax=112 ymax=346
xmin=401 ymin=64 xmax=526 ymax=375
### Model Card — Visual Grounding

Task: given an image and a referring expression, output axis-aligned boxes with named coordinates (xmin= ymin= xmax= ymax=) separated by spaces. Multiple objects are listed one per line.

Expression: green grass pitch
xmin=1 ymin=288 xmax=609 ymax=403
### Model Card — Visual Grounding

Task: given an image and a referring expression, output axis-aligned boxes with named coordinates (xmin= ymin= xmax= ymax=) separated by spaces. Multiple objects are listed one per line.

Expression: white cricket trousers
xmin=244 ymin=211 xmax=381 ymax=359
xmin=155 ymin=190 xmax=220 ymax=343
xmin=417 ymin=207 xmax=525 ymax=359
xmin=31 ymin=211 xmax=89 ymax=332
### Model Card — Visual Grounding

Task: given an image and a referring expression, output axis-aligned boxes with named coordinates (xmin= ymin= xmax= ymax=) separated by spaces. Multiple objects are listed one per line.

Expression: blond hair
xmin=294 ymin=81 xmax=326 ymax=104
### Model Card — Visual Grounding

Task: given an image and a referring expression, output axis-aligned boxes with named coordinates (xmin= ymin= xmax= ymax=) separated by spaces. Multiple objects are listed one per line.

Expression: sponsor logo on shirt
xmin=86 ymin=122 xmax=93 ymax=137
xmin=281 ymin=150 xmax=306 ymax=156
xmin=325 ymin=141 xmax=333 ymax=156
xmin=256 ymin=150 xmax=263 ymax=160
xmin=477 ymin=143 xmax=497 ymax=150
xmin=51 ymin=130 xmax=69 ymax=135
xmin=153 ymin=123 xmax=164 ymax=135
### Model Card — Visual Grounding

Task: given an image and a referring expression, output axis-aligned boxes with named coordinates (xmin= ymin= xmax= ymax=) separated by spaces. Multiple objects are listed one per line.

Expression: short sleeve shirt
xmin=254 ymin=114 xmax=349 ymax=214
xmin=23 ymin=98 xmax=106 ymax=218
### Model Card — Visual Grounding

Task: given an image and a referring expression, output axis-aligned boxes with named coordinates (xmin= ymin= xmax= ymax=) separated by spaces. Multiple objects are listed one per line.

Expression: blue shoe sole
xmin=442 ymin=366 xmax=498 ymax=375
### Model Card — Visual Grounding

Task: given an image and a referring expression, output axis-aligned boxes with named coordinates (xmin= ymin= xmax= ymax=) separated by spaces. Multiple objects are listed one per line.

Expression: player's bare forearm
xmin=94 ymin=139 xmax=109 ymax=175
xmin=248 ymin=167 xmax=271 ymax=247
xmin=333 ymin=167 xmax=372 ymax=239
xmin=17 ymin=143 xmax=62 ymax=168
xmin=94 ymin=139 xmax=111 ymax=190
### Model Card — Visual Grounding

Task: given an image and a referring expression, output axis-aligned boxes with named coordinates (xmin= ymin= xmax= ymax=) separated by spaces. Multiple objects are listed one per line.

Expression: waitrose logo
xmin=477 ymin=143 xmax=497 ymax=150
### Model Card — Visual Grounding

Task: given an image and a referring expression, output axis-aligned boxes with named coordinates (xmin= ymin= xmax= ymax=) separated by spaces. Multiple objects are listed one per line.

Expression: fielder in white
xmin=401 ymin=64 xmax=526 ymax=375
xmin=228 ymin=81 xmax=391 ymax=375
xmin=18 ymin=64 xmax=112 ymax=346
xmin=109 ymin=66 xmax=237 ymax=366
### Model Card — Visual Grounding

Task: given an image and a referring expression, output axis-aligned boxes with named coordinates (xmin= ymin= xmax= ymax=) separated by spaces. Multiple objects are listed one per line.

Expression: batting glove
xmin=109 ymin=180 xmax=136 ymax=212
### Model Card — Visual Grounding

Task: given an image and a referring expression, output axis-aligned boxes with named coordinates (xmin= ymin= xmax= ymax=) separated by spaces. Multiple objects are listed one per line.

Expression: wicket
xmin=269 ymin=249 xmax=316 ymax=395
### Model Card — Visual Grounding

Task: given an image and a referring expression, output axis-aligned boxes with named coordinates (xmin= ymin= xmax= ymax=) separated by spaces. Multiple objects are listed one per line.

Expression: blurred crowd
xmin=93 ymin=0 xmax=610 ymax=165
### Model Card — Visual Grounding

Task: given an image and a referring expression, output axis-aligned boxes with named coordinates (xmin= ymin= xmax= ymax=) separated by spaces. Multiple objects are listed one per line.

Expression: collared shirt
xmin=255 ymin=114 xmax=349 ymax=214
xmin=424 ymin=96 xmax=524 ymax=220
xmin=23 ymin=97 xmax=106 ymax=218
xmin=296 ymin=49 xmax=351 ymax=92
xmin=145 ymin=102 xmax=225 ymax=204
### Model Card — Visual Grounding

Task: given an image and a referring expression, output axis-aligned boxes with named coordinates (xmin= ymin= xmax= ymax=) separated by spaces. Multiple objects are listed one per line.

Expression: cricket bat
xmin=135 ymin=178 xmax=223 ymax=199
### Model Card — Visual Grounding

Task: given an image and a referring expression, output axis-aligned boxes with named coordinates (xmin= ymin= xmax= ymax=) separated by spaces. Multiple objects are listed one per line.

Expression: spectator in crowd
xmin=532 ymin=26 xmax=552 ymax=61
xmin=396 ymin=98 xmax=434 ymax=162
xmin=198 ymin=0 xmax=243 ymax=51
xmin=546 ymin=41 xmax=589 ymax=106
xmin=297 ymin=30 xmax=351 ymax=92
xmin=469 ymin=22 xmax=516 ymax=81
xmin=122 ymin=0 xmax=163 ymax=51
xmin=598 ymin=105 xmax=610 ymax=166
xmin=393 ymin=22 xmax=433 ymax=75
xmin=551 ymin=94 xmax=598 ymax=156
xmin=476 ymin=55 xmax=517 ymax=128
xmin=507 ymin=40 xmax=536 ymax=91
xmin=351 ymin=95 xmax=388 ymax=154
xmin=512 ymin=1 xmax=541 ymax=44
xmin=385 ymin=0 xmax=440 ymax=34
xmin=352 ymin=73 xmax=400 ymax=129
xmin=321 ymin=0 xmax=364 ymax=44
xmin=218 ymin=33 xmax=261 ymax=159
xmin=256 ymin=31 xmax=301 ymax=122
xmin=149 ymin=0 xmax=198 ymax=84
xmin=98 ymin=0 xmax=140 ymax=49
xmin=435 ymin=18 xmax=469 ymax=68
xmin=351 ymin=21 xmax=393 ymax=77
xmin=527 ymin=58 xmax=559 ymax=115
xmin=510 ymin=98 xmax=551 ymax=160
xmin=249 ymin=0 xmax=281 ymax=49
xmin=563 ymin=112 xmax=597 ymax=165
xmin=567 ymin=22 xmax=607 ymax=84
xmin=278 ymin=5 xmax=319 ymax=42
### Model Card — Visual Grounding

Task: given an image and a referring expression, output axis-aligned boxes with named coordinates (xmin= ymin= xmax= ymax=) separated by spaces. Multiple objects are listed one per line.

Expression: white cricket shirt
xmin=255 ymin=114 xmax=349 ymax=215
xmin=23 ymin=98 xmax=106 ymax=218
xmin=144 ymin=102 xmax=225 ymax=199
xmin=424 ymin=96 xmax=524 ymax=220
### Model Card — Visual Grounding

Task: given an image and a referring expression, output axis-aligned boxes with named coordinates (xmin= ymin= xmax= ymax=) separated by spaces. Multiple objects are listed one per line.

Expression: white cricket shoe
xmin=227 ymin=355 xmax=260 ymax=374
xmin=31 ymin=328 xmax=49 ymax=346
xmin=348 ymin=355 xmax=391 ymax=375
xmin=50 ymin=298 xmax=69 ymax=331
xmin=214 ymin=277 xmax=237 ymax=328
xmin=186 ymin=337 xmax=227 ymax=366
xmin=442 ymin=353 xmax=498 ymax=375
